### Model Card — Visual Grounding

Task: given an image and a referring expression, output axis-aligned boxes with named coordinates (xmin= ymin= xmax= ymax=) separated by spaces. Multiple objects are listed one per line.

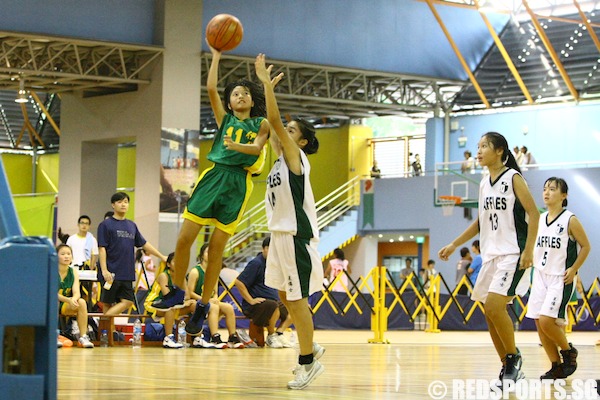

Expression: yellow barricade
xmin=354 ymin=267 xmax=599 ymax=343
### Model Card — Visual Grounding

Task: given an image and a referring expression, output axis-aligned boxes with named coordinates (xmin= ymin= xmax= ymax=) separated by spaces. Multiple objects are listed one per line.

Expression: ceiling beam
xmin=522 ymin=0 xmax=579 ymax=100
xmin=0 ymin=31 xmax=162 ymax=94
xmin=474 ymin=0 xmax=534 ymax=104
xmin=200 ymin=53 xmax=466 ymax=119
xmin=30 ymin=91 xmax=60 ymax=137
xmin=573 ymin=0 xmax=600 ymax=54
xmin=424 ymin=0 xmax=491 ymax=108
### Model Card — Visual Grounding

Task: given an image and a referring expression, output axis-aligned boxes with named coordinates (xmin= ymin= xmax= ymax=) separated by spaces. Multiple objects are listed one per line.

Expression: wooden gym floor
xmin=58 ymin=330 xmax=600 ymax=400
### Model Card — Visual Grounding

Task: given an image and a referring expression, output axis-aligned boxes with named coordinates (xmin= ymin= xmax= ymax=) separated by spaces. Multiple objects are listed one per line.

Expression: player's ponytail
xmin=482 ymin=132 xmax=522 ymax=174
xmin=295 ymin=117 xmax=319 ymax=155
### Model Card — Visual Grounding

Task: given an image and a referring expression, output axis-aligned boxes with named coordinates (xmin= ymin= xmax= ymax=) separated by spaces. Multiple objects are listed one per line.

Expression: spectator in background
xmin=235 ymin=236 xmax=293 ymax=348
xmin=97 ymin=192 xmax=167 ymax=316
xmin=468 ymin=240 xmax=482 ymax=287
xmin=57 ymin=244 xmax=94 ymax=348
xmin=324 ymin=248 xmax=352 ymax=292
xmin=67 ymin=215 xmax=99 ymax=271
xmin=144 ymin=252 xmax=189 ymax=349
xmin=412 ymin=154 xmax=423 ymax=176
xmin=370 ymin=160 xmax=382 ymax=179
xmin=420 ymin=259 xmax=438 ymax=292
xmin=66 ymin=215 xmax=99 ymax=311
xmin=521 ymin=146 xmax=537 ymax=170
xmin=399 ymin=258 xmax=416 ymax=282
xmin=455 ymin=247 xmax=472 ymax=295
xmin=186 ymin=243 xmax=245 ymax=349
xmin=461 ymin=150 xmax=475 ymax=174
xmin=513 ymin=146 xmax=524 ymax=166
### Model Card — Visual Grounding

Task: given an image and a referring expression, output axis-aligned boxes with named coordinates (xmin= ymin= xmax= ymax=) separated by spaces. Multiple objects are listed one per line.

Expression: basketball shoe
xmin=185 ymin=301 xmax=210 ymax=335
xmin=162 ymin=334 xmax=183 ymax=349
xmin=288 ymin=360 xmax=324 ymax=390
xmin=559 ymin=343 xmax=578 ymax=376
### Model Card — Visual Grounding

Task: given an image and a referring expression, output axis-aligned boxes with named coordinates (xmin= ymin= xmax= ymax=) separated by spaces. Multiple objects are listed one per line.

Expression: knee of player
xmin=221 ymin=302 xmax=234 ymax=313
xmin=538 ymin=315 xmax=559 ymax=330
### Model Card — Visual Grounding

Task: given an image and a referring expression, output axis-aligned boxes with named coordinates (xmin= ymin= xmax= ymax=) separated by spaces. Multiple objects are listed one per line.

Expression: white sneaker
xmin=266 ymin=333 xmax=283 ymax=348
xmin=288 ymin=360 xmax=324 ymax=390
xmin=57 ymin=340 xmax=63 ymax=348
xmin=192 ymin=337 xmax=216 ymax=349
xmin=78 ymin=335 xmax=94 ymax=348
xmin=313 ymin=342 xmax=325 ymax=359
xmin=71 ymin=320 xmax=80 ymax=336
xmin=291 ymin=343 xmax=326 ymax=375
xmin=163 ymin=334 xmax=184 ymax=349
xmin=277 ymin=333 xmax=293 ymax=348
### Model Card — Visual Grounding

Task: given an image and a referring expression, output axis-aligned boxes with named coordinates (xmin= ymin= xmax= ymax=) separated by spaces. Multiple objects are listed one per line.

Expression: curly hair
xmin=223 ymin=79 xmax=266 ymax=118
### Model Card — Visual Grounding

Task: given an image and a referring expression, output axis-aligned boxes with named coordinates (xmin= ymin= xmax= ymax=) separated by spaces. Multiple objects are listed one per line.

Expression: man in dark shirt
xmin=455 ymin=247 xmax=472 ymax=295
xmin=97 ymin=192 xmax=166 ymax=316
xmin=235 ymin=236 xmax=293 ymax=348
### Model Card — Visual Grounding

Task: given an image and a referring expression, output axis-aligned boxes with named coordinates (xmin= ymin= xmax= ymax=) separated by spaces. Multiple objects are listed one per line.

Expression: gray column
xmin=57 ymin=1 xmax=203 ymax=252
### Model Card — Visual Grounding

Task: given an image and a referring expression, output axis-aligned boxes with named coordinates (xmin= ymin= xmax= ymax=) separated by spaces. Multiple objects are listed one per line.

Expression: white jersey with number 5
xmin=479 ymin=168 xmax=529 ymax=263
xmin=534 ymin=210 xmax=578 ymax=276
xmin=265 ymin=150 xmax=319 ymax=239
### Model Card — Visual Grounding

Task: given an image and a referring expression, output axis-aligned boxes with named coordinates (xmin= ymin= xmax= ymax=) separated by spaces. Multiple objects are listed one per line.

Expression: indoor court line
xmin=57 ymin=331 xmax=600 ymax=399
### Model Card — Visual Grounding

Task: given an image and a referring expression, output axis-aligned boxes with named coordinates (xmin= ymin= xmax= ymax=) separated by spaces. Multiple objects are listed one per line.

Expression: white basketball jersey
xmin=479 ymin=168 xmax=529 ymax=262
xmin=265 ymin=151 xmax=319 ymax=239
xmin=534 ymin=210 xmax=578 ymax=276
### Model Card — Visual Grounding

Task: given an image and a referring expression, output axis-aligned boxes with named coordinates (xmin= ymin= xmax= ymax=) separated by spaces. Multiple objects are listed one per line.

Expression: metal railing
xmin=224 ymin=176 xmax=362 ymax=265
xmin=316 ymin=176 xmax=360 ymax=230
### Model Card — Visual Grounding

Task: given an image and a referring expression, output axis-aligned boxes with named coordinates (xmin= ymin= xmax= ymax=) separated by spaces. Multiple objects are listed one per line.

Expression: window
xmin=383 ymin=255 xmax=419 ymax=284
xmin=372 ymin=135 xmax=426 ymax=177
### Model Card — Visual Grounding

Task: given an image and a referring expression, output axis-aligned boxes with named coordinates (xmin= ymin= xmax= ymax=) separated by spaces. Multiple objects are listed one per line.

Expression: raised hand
xmin=255 ymin=53 xmax=271 ymax=83
xmin=255 ymin=53 xmax=285 ymax=86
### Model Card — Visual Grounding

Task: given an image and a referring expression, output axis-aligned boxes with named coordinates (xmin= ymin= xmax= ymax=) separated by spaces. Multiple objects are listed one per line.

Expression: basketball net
xmin=441 ymin=200 xmax=455 ymax=217
xmin=439 ymin=195 xmax=461 ymax=217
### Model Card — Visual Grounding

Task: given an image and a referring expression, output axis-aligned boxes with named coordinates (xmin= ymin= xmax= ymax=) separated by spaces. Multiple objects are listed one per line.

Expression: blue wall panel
xmin=0 ymin=0 xmax=157 ymax=44
xmin=441 ymin=102 xmax=600 ymax=165
xmin=359 ymin=167 xmax=600 ymax=290
xmin=202 ymin=0 xmax=508 ymax=80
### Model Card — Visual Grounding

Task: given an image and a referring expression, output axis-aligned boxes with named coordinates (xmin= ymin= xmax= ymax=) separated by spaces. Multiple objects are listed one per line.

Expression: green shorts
xmin=183 ymin=164 xmax=253 ymax=235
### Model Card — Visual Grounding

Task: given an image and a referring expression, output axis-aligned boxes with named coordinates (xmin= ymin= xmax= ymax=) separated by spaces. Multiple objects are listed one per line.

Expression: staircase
xmin=317 ymin=207 xmax=358 ymax=258
xmin=223 ymin=176 xmax=361 ymax=268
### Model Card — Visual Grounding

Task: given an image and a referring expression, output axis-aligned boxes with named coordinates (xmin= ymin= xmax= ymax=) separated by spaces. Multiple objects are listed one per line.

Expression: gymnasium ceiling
xmin=0 ymin=0 xmax=599 ymax=150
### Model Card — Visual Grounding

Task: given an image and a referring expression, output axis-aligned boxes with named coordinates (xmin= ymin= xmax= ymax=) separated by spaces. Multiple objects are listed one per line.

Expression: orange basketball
xmin=206 ymin=14 xmax=243 ymax=52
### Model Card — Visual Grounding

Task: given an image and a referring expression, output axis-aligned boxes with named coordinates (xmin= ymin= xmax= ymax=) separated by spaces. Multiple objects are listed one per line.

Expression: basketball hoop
xmin=439 ymin=196 xmax=462 ymax=217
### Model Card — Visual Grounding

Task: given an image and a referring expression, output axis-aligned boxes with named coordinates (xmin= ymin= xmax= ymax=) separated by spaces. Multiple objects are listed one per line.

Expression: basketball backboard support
xmin=433 ymin=161 xmax=479 ymax=209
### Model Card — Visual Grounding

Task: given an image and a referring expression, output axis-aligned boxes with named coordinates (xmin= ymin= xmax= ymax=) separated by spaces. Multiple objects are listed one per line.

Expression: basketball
xmin=206 ymin=14 xmax=243 ymax=52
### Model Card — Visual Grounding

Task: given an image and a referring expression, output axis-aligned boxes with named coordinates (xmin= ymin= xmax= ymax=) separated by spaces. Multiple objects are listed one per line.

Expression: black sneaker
xmin=185 ymin=301 xmax=210 ymax=336
xmin=493 ymin=358 xmax=506 ymax=390
xmin=503 ymin=353 xmax=525 ymax=383
xmin=559 ymin=343 xmax=578 ymax=377
xmin=209 ymin=333 xmax=228 ymax=349
xmin=228 ymin=333 xmax=244 ymax=349
xmin=498 ymin=359 xmax=506 ymax=381
xmin=540 ymin=362 xmax=567 ymax=380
